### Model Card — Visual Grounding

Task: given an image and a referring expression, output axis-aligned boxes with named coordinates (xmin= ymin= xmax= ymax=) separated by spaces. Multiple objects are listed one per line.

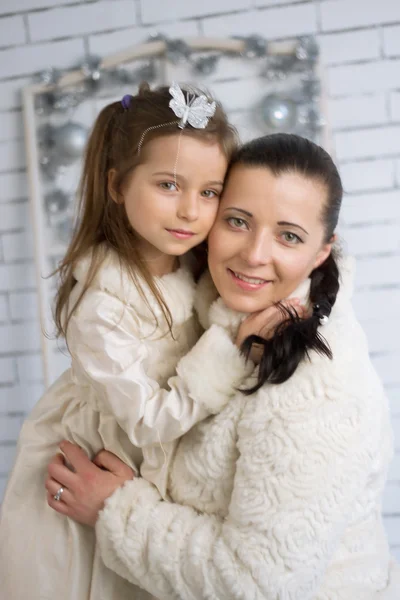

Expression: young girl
xmin=0 ymin=82 xmax=244 ymax=600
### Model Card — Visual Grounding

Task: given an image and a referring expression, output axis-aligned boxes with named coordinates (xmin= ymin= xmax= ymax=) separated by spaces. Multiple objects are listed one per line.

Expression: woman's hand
xmin=236 ymin=299 xmax=306 ymax=362
xmin=46 ymin=441 xmax=134 ymax=527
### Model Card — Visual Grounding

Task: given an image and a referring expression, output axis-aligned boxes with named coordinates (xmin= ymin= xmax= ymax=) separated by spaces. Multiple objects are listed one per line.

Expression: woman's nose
xmin=240 ymin=233 xmax=271 ymax=266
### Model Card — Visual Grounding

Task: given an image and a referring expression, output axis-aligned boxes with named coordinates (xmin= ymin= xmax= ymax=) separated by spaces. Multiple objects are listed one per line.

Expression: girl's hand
xmin=45 ymin=441 xmax=134 ymax=527
xmin=236 ymin=299 xmax=306 ymax=362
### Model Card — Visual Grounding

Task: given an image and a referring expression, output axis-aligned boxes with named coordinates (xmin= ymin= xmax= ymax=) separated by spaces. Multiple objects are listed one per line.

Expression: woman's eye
xmin=227 ymin=217 xmax=248 ymax=230
xmin=282 ymin=231 xmax=302 ymax=244
xmin=201 ymin=189 xmax=218 ymax=199
xmin=159 ymin=182 xmax=177 ymax=191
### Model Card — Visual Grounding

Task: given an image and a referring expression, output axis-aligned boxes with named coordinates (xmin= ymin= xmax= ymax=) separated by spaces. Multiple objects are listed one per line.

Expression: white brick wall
xmin=0 ymin=0 xmax=399 ymax=559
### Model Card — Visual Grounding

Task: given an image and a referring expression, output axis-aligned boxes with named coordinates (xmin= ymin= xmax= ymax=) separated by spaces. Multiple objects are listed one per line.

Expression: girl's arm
xmin=94 ymin=358 xmax=373 ymax=600
xmin=67 ymin=288 xmax=253 ymax=447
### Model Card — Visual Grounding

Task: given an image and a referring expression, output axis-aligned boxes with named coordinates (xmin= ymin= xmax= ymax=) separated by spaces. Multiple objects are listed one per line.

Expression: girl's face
xmin=110 ymin=134 xmax=228 ymax=275
xmin=207 ymin=164 xmax=333 ymax=313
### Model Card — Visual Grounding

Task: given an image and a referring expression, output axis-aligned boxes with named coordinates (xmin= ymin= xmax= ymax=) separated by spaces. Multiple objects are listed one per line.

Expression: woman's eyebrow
xmin=223 ymin=207 xmax=253 ymax=217
xmin=278 ymin=221 xmax=309 ymax=235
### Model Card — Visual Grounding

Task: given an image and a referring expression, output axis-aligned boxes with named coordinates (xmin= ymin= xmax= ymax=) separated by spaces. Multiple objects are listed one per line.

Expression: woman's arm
xmin=67 ymin=288 xmax=253 ymax=447
xmin=65 ymin=362 xmax=370 ymax=600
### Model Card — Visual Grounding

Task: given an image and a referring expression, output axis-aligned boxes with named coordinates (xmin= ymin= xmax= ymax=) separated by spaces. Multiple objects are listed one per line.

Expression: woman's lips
xmin=227 ymin=268 xmax=271 ymax=291
xmin=166 ymin=229 xmax=195 ymax=239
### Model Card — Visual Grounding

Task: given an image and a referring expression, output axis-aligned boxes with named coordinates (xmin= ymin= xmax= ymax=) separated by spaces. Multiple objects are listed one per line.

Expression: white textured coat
xmin=0 ymin=250 xmax=249 ymax=600
xmin=96 ymin=260 xmax=399 ymax=599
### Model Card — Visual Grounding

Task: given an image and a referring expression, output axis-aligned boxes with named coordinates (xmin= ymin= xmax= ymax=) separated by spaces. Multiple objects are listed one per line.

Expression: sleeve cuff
xmin=176 ymin=324 xmax=254 ymax=414
xmin=96 ymin=478 xmax=161 ymax=584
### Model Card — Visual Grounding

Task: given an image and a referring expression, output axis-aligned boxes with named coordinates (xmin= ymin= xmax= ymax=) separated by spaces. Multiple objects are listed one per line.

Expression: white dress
xmin=95 ymin=260 xmax=400 ymax=600
xmin=0 ymin=249 xmax=249 ymax=600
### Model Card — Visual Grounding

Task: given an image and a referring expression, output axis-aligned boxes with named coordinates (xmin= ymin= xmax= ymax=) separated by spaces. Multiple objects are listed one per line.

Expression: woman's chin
xmin=220 ymin=293 xmax=266 ymax=314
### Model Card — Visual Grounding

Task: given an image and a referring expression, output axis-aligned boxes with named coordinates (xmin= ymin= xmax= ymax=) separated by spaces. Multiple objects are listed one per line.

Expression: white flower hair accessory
xmin=169 ymin=82 xmax=217 ymax=129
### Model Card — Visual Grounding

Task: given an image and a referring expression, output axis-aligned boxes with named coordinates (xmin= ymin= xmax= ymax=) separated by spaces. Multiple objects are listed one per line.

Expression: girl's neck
xmin=147 ymin=255 xmax=179 ymax=277
xmin=135 ymin=236 xmax=179 ymax=276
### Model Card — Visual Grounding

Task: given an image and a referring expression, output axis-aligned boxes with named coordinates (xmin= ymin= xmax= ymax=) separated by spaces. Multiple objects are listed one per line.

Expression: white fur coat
xmin=96 ymin=259 xmax=399 ymax=600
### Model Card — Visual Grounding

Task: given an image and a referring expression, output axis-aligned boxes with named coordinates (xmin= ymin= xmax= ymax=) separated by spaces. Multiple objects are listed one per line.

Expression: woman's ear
xmin=313 ymin=233 xmax=336 ymax=270
xmin=107 ymin=169 xmax=123 ymax=204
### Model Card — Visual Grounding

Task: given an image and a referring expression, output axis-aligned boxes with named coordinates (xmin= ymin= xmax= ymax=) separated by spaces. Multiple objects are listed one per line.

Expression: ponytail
xmin=241 ymin=251 xmax=340 ymax=394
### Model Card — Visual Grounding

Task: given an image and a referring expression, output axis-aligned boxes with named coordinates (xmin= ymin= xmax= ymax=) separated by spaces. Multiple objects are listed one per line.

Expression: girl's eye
xmin=201 ymin=189 xmax=219 ymax=199
xmin=281 ymin=231 xmax=302 ymax=244
xmin=226 ymin=217 xmax=248 ymax=230
xmin=159 ymin=182 xmax=177 ymax=191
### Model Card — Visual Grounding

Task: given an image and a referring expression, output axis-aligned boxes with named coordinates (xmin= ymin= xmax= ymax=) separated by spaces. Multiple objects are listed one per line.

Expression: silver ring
xmin=54 ymin=487 xmax=64 ymax=502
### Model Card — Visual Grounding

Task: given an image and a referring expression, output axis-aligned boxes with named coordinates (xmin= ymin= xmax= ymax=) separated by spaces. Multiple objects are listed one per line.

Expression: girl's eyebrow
xmin=278 ymin=221 xmax=309 ymax=235
xmin=224 ymin=207 xmax=253 ymax=217
xmin=152 ymin=171 xmax=224 ymax=186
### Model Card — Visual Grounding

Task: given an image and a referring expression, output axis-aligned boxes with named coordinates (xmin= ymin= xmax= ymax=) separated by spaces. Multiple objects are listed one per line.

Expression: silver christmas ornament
xmin=41 ymin=157 xmax=64 ymax=180
xmin=260 ymin=94 xmax=298 ymax=131
xmin=53 ymin=122 xmax=88 ymax=163
xmin=193 ymin=55 xmax=219 ymax=76
xmin=301 ymin=75 xmax=321 ymax=98
xmin=239 ymin=35 xmax=268 ymax=59
xmin=81 ymin=55 xmax=102 ymax=90
xmin=44 ymin=190 xmax=70 ymax=215
xmin=36 ymin=67 xmax=61 ymax=86
xmin=296 ymin=36 xmax=319 ymax=63
xmin=165 ymin=39 xmax=191 ymax=64
xmin=262 ymin=55 xmax=297 ymax=81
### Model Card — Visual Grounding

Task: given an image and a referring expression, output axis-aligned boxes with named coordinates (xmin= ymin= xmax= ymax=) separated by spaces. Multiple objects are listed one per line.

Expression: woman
xmin=46 ymin=134 xmax=399 ymax=599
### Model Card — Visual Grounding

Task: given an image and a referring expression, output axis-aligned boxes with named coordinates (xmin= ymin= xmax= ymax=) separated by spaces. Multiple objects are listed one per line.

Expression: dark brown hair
xmin=54 ymin=83 xmax=238 ymax=338
xmin=233 ymin=133 xmax=343 ymax=393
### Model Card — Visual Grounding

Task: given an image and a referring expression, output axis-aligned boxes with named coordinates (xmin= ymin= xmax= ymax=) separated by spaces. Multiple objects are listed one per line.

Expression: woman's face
xmin=207 ymin=164 xmax=333 ymax=313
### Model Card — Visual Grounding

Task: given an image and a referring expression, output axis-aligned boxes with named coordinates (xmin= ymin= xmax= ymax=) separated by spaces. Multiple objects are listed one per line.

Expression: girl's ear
xmin=107 ymin=169 xmax=123 ymax=204
xmin=313 ymin=233 xmax=336 ymax=271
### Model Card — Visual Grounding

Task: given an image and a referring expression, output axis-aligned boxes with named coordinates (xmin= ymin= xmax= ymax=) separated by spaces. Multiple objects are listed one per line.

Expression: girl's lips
xmin=166 ymin=229 xmax=195 ymax=239
xmin=227 ymin=268 xmax=271 ymax=291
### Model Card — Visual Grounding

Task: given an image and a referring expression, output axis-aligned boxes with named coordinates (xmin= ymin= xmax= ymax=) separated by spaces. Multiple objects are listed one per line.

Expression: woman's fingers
xmin=45 ymin=476 xmax=75 ymax=506
xmin=59 ymin=441 xmax=94 ymax=475
xmin=47 ymin=492 xmax=70 ymax=516
xmin=236 ymin=299 xmax=306 ymax=348
xmin=93 ymin=450 xmax=135 ymax=479
xmin=47 ymin=459 xmax=77 ymax=491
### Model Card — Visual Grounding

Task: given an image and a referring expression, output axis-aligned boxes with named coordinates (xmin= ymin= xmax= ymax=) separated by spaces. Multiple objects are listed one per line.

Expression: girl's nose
xmin=177 ymin=192 xmax=199 ymax=222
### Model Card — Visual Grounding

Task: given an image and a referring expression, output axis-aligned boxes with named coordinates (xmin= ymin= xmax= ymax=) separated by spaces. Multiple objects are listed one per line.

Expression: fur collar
xmin=73 ymin=248 xmax=196 ymax=326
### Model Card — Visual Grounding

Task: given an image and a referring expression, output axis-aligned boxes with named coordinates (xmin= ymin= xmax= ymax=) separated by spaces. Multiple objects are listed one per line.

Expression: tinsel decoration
xmin=236 ymin=35 xmax=268 ymax=59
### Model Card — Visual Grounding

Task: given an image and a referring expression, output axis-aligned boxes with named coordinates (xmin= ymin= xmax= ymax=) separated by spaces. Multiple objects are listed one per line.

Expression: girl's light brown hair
xmin=54 ymin=82 xmax=238 ymax=338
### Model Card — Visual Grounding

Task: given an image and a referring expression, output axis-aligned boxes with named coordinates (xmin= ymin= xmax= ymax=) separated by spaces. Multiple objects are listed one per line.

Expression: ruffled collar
xmin=73 ymin=247 xmax=196 ymax=326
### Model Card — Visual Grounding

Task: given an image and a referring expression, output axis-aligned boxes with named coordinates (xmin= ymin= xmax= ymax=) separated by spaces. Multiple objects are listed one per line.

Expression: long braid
xmin=241 ymin=250 xmax=341 ymax=393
